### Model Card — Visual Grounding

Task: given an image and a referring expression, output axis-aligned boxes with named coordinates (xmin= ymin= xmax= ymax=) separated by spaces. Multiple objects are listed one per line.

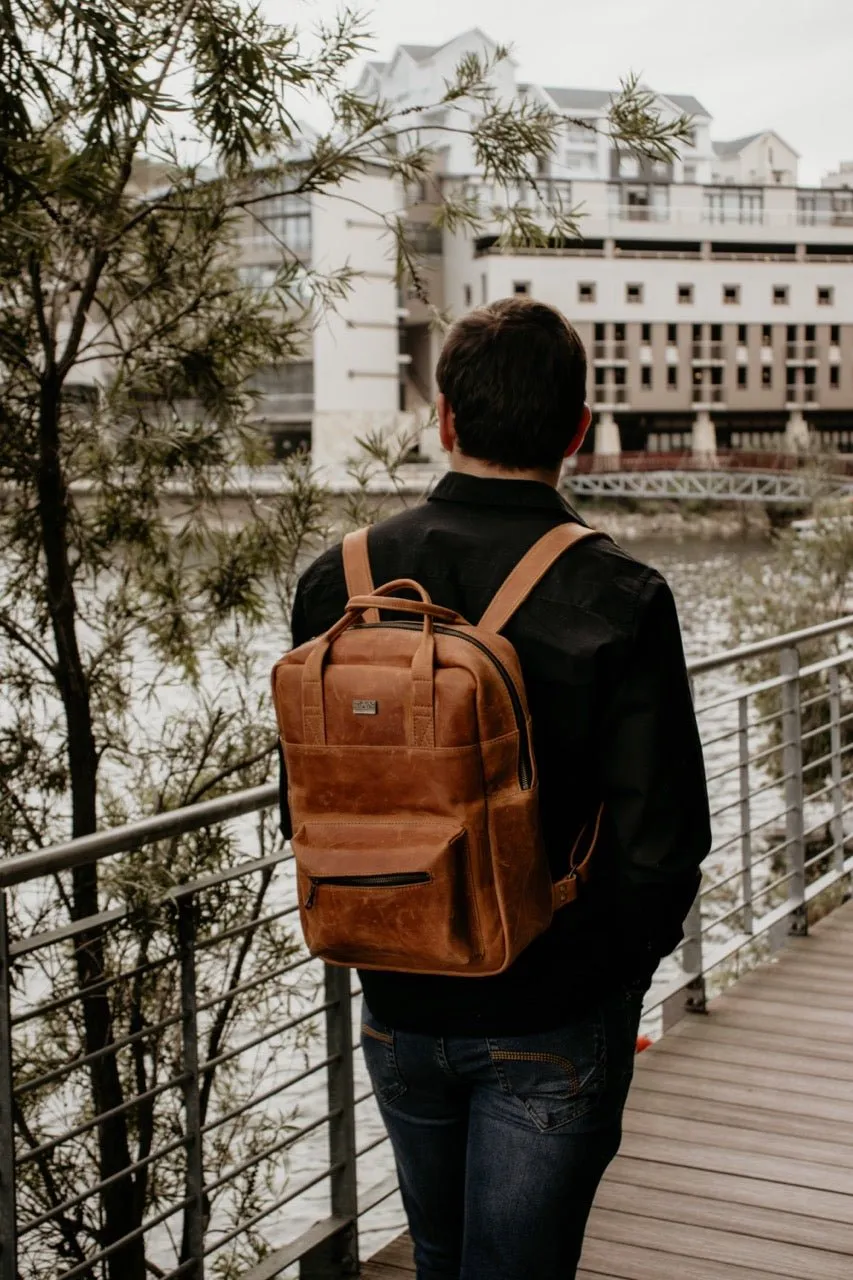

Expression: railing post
xmin=177 ymin=894 xmax=206 ymax=1278
xmin=681 ymin=893 xmax=707 ymax=1014
xmin=0 ymin=894 xmax=17 ymax=1280
xmin=300 ymin=965 xmax=359 ymax=1279
xmin=780 ymin=647 xmax=807 ymax=936
xmin=829 ymin=666 xmax=847 ymax=883
xmin=738 ymin=696 xmax=754 ymax=935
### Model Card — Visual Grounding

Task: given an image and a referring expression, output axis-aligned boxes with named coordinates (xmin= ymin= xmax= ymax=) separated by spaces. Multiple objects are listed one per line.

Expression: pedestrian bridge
xmin=0 ymin=616 xmax=851 ymax=1279
xmin=565 ymin=451 xmax=853 ymax=505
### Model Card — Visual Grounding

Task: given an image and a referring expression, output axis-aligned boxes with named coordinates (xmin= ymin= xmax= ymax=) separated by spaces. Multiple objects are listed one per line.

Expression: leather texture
xmin=271 ymin=524 xmax=602 ymax=976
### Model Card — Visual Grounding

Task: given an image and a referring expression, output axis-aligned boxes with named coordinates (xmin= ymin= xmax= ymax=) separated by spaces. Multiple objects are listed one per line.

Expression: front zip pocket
xmin=292 ymin=820 xmax=482 ymax=971
xmin=305 ymin=871 xmax=431 ymax=910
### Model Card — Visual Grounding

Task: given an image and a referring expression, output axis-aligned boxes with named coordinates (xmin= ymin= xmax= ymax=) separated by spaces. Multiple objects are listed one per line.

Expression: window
xmin=710 ymin=324 xmax=722 ymax=342
xmin=738 ymin=324 xmax=748 ymax=344
xmin=614 ymin=366 xmax=627 ymax=386
xmin=818 ymin=286 xmax=834 ymax=306
xmin=773 ymin=285 xmax=789 ymax=305
xmin=805 ymin=324 xmax=816 ymax=342
xmin=762 ymin=366 xmax=772 ymax=388
xmin=704 ymin=186 xmax=764 ymax=224
xmin=667 ymin=323 xmax=678 ymax=344
xmin=786 ymin=365 xmax=797 ymax=387
xmin=831 ymin=365 xmax=840 ymax=388
xmin=594 ymin=367 xmax=606 ymax=385
xmin=463 ymin=284 xmax=472 ymax=307
xmin=831 ymin=325 xmax=841 ymax=345
xmin=594 ymin=322 xmax=606 ymax=340
xmin=683 ymin=164 xmax=697 ymax=183
xmin=762 ymin=324 xmax=773 ymax=347
xmin=613 ymin=323 xmax=626 ymax=342
xmin=641 ymin=323 xmax=652 ymax=343
xmin=723 ymin=285 xmax=741 ymax=305
xmin=641 ymin=366 xmax=652 ymax=388
xmin=738 ymin=366 xmax=748 ymax=389
xmin=579 ymin=282 xmax=596 ymax=303
xmin=667 ymin=366 xmax=678 ymax=389
xmin=787 ymin=324 xmax=798 ymax=342
xmin=513 ymin=281 xmax=530 ymax=295
xmin=692 ymin=323 xmax=703 ymax=341
xmin=626 ymin=283 xmax=644 ymax=303
xmin=678 ymin=284 xmax=694 ymax=304
xmin=249 ymin=186 xmax=312 ymax=252
xmin=481 ymin=273 xmax=487 ymax=304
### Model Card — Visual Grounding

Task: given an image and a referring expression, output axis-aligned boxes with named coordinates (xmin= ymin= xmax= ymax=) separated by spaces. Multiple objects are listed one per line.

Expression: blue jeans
xmin=361 ymin=983 xmax=645 ymax=1280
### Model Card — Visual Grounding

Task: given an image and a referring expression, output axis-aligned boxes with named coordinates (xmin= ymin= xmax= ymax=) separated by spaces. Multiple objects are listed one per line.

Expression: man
xmin=283 ymin=297 xmax=711 ymax=1279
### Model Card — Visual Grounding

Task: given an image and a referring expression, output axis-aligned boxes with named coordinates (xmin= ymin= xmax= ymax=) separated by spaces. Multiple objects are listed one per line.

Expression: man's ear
xmin=437 ymin=392 xmax=457 ymax=454
xmin=564 ymin=403 xmax=592 ymax=458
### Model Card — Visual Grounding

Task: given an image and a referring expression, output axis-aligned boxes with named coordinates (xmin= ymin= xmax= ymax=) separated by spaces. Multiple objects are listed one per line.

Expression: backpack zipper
xmin=360 ymin=622 xmax=533 ymax=790
xmin=304 ymin=871 xmax=431 ymax=910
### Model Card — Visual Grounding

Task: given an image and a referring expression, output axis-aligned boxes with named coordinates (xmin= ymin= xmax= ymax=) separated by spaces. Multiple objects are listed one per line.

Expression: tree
xmin=0 ymin=4 xmax=692 ymax=1274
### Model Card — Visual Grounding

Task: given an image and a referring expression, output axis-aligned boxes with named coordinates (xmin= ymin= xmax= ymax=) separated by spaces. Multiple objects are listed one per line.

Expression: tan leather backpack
xmin=271 ymin=522 xmax=603 ymax=977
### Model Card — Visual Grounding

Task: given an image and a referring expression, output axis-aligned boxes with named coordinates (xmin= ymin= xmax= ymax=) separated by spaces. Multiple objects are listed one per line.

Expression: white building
xmin=249 ymin=29 xmax=853 ymax=474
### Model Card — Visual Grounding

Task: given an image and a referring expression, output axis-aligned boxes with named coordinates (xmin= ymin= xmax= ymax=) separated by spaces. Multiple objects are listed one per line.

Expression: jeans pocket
xmin=488 ymin=1014 xmax=606 ymax=1133
xmin=361 ymin=1010 xmax=407 ymax=1105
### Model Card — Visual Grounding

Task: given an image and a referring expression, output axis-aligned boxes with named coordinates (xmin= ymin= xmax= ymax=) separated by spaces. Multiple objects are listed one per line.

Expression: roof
xmin=712 ymin=133 xmax=762 ymax=157
xmin=712 ymin=130 xmax=799 ymax=158
xmin=400 ymin=44 xmax=439 ymax=62
xmin=366 ymin=61 xmax=386 ymax=74
xmin=665 ymin=94 xmax=711 ymax=117
xmin=541 ymin=86 xmax=710 ymax=117
xmin=543 ymin=87 xmax=612 ymax=111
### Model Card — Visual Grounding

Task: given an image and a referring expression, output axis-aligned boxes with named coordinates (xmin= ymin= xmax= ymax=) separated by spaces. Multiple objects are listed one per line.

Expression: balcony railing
xmin=692 ymin=386 xmax=725 ymax=404
xmin=786 ymin=344 xmax=818 ymax=362
xmin=692 ymin=344 xmax=725 ymax=361
xmin=1 ymin=620 xmax=852 ymax=1278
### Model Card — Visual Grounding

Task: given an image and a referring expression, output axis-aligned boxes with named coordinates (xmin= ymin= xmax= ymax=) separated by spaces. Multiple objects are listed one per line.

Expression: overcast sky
xmin=278 ymin=0 xmax=852 ymax=186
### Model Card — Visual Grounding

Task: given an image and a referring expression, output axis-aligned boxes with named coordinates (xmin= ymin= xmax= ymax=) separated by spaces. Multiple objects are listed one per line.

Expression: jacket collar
xmin=428 ymin=470 xmax=586 ymax=524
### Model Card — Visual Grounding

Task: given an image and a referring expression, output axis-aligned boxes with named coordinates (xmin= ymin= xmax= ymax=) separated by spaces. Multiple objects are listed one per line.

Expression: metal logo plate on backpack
xmin=352 ymin=699 xmax=378 ymax=715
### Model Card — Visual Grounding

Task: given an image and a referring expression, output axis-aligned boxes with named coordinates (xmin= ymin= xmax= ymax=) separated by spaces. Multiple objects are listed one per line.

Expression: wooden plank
xmin=623 ymin=1104 xmax=853 ymax=1173
xmin=579 ymin=1236 xmax=784 ymax=1280
xmin=627 ymin=1084 xmax=853 ymax=1153
xmin=666 ymin=1014 xmax=853 ymax=1063
xmin=362 ymin=1234 xmax=416 ymax=1275
xmin=634 ymin=1044 xmax=853 ymax=1101
xmin=649 ymin=1028 xmax=853 ymax=1081
xmin=593 ymin=1178 xmax=853 ymax=1254
xmin=617 ymin=1130 xmax=853 ymax=1198
xmin=697 ymin=1005 xmax=853 ymax=1045
xmin=731 ymin=975 xmax=853 ymax=1009
xmin=712 ymin=990 xmax=853 ymax=1028
xmin=586 ymin=1206 xmax=851 ymax=1279
xmin=629 ymin=1061 xmax=853 ymax=1125
xmin=605 ymin=1155 xmax=853 ymax=1225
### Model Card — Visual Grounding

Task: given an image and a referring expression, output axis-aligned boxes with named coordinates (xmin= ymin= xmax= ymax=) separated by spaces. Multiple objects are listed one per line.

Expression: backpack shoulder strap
xmin=342 ymin=528 xmax=379 ymax=624
xmin=478 ymin=523 xmax=603 ymax=634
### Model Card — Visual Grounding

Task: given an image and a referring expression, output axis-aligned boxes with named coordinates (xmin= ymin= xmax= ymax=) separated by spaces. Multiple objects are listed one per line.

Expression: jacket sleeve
xmin=595 ymin=571 xmax=712 ymax=963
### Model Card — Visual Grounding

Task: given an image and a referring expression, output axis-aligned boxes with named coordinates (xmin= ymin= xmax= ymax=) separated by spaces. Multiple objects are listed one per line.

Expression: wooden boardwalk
xmin=363 ymin=901 xmax=853 ymax=1279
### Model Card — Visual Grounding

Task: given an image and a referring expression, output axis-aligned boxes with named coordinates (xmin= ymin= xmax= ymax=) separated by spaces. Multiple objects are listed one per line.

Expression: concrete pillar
xmin=784 ymin=411 xmax=810 ymax=454
xmin=593 ymin=413 xmax=621 ymax=458
xmin=692 ymin=411 xmax=717 ymax=461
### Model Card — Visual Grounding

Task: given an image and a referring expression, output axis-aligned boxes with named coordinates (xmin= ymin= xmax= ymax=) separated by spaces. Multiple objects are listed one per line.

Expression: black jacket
xmin=280 ymin=471 xmax=711 ymax=1035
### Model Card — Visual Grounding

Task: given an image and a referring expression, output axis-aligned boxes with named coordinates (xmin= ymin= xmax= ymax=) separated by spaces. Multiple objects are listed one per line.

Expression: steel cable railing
xmin=0 ymin=618 xmax=851 ymax=1279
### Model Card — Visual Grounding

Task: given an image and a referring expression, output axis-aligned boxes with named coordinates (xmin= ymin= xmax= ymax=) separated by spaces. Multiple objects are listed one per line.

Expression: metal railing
xmin=1 ymin=619 xmax=852 ymax=1278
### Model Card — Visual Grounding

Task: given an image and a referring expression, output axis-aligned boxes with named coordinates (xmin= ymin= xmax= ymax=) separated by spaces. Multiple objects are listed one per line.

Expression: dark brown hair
xmin=435 ymin=297 xmax=587 ymax=470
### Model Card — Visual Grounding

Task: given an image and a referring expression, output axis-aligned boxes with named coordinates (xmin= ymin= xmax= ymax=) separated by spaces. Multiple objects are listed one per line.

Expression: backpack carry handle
xmin=301 ymin=580 xmax=448 ymax=749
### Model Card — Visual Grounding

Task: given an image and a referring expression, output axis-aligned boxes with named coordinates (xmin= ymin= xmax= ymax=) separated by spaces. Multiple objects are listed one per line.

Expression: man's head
xmin=435 ymin=296 xmax=590 ymax=476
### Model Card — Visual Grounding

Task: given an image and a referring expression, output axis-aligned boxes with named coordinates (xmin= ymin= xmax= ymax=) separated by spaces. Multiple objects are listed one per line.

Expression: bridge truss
xmin=564 ymin=468 xmax=853 ymax=504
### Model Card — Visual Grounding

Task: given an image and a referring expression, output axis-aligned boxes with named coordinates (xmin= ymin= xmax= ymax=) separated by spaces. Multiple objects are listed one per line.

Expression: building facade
xmin=239 ymin=29 xmax=853 ymax=477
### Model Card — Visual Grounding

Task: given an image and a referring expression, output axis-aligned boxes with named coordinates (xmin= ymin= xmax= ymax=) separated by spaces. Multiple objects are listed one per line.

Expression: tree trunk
xmin=37 ymin=375 xmax=147 ymax=1280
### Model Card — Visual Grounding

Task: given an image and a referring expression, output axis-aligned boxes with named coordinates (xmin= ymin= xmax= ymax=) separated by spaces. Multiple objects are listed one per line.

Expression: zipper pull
xmin=305 ymin=879 xmax=319 ymax=910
